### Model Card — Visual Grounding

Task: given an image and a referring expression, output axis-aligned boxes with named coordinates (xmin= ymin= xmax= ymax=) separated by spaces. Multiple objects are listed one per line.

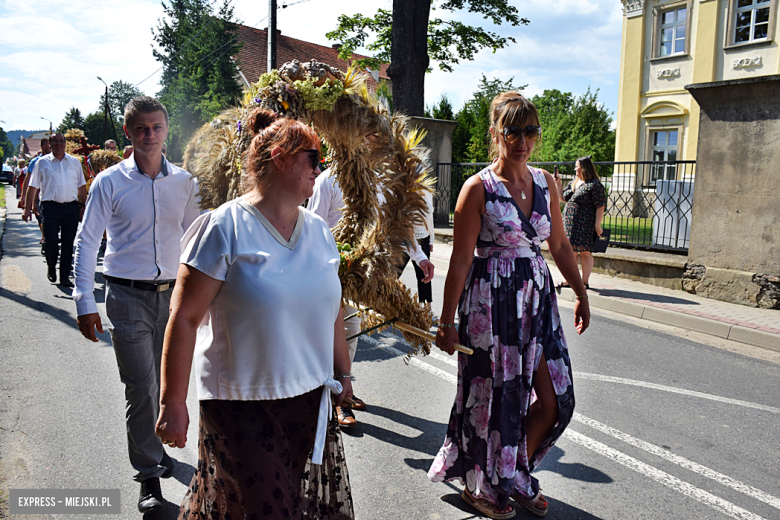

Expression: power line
xmin=134 ymin=10 xmax=220 ymax=88
xmin=0 ymin=82 xmax=65 ymax=108
xmin=141 ymin=0 xmax=314 ymax=90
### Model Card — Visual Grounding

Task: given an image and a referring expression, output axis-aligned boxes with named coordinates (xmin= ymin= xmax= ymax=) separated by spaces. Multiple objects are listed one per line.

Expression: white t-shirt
xmin=181 ymin=199 xmax=342 ymax=401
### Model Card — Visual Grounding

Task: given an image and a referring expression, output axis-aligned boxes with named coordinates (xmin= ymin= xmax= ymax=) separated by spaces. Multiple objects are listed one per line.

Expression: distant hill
xmin=6 ymin=129 xmax=46 ymax=146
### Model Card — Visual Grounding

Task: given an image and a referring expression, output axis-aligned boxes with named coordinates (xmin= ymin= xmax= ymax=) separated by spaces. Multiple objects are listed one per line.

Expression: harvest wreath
xmin=183 ymin=59 xmax=459 ymax=358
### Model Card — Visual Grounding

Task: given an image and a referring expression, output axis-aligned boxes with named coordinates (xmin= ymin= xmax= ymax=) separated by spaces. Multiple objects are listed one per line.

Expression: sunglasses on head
xmin=304 ymin=149 xmax=321 ymax=170
xmin=502 ymin=125 xmax=542 ymax=143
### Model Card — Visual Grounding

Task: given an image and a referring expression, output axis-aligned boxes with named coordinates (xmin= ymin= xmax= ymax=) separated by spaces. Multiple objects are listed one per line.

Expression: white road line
xmin=362 ymin=336 xmax=456 ymax=384
xmin=427 ymin=349 xmax=458 ymax=367
xmin=363 ymin=333 xmax=773 ymax=519
xmin=564 ymin=430 xmax=766 ymax=520
xmin=574 ymin=373 xmax=780 ymax=414
xmin=427 ymin=353 xmax=778 ymax=416
xmin=573 ymin=413 xmax=780 ymax=511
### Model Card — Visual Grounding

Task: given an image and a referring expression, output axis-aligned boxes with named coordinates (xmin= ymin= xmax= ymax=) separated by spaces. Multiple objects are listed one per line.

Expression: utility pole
xmin=268 ymin=0 xmax=277 ymax=72
xmin=98 ymin=77 xmax=120 ymax=145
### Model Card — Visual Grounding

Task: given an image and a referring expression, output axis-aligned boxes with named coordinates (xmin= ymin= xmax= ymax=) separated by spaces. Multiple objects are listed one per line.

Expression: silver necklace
xmin=506 ymin=175 xmax=530 ymax=200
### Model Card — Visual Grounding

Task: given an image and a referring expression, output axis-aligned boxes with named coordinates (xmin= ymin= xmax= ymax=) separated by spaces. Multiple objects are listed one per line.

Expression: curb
xmin=0 ymin=206 xmax=6 ymax=262
xmin=557 ymin=287 xmax=780 ymax=352
xmin=430 ymin=250 xmax=779 ymax=352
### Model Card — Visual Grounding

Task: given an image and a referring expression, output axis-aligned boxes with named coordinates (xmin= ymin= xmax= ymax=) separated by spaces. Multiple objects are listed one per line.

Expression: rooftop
xmin=234 ymin=25 xmax=390 ymax=89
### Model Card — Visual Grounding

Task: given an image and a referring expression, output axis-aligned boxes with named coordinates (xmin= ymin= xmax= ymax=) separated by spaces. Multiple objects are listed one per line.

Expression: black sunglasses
xmin=304 ymin=149 xmax=321 ymax=170
xmin=502 ymin=125 xmax=542 ymax=143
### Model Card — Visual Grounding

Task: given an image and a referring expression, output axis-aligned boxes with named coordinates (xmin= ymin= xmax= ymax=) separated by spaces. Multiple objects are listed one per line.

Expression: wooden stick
xmin=347 ymin=302 xmax=473 ymax=355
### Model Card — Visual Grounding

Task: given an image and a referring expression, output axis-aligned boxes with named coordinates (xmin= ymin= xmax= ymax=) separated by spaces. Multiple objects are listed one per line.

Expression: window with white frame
xmin=651 ymin=130 xmax=678 ymax=181
xmin=733 ymin=0 xmax=772 ymax=43
xmin=659 ymin=7 xmax=688 ymax=56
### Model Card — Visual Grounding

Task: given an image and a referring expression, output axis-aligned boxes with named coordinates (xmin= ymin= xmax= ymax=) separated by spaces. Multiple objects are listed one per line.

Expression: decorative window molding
xmin=641 ymin=100 xmax=688 ymax=119
xmin=732 ymin=56 xmax=763 ymax=67
xmin=623 ymin=0 xmax=646 ymax=17
xmin=725 ymin=0 xmax=777 ymax=49
xmin=650 ymin=1 xmax=693 ymax=60
xmin=657 ymin=67 xmax=682 ymax=78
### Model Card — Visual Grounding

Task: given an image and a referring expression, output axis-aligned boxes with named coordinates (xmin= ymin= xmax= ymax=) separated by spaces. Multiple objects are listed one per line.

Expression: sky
xmin=0 ymin=0 xmax=624 ymax=133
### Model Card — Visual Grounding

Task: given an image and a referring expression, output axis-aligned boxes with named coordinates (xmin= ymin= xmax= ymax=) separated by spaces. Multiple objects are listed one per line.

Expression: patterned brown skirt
xmin=179 ymin=389 xmax=354 ymax=520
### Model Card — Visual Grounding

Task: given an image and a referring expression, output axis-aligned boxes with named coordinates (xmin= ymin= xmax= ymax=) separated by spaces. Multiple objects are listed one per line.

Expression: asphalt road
xmin=1 ymin=188 xmax=778 ymax=519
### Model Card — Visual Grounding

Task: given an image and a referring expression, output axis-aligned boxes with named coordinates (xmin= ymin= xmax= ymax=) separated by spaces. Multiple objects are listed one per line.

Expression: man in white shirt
xmin=309 ymin=168 xmax=434 ymax=427
xmin=72 ymin=96 xmax=200 ymax=513
xmin=23 ymin=133 xmax=87 ymax=286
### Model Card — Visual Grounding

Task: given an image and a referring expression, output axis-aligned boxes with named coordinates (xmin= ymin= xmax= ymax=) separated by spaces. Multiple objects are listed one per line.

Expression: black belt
xmin=103 ymin=275 xmax=175 ymax=292
xmin=42 ymin=200 xmax=79 ymax=205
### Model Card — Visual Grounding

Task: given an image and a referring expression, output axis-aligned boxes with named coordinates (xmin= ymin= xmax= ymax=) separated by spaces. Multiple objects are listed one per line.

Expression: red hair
xmin=242 ymin=108 xmax=320 ymax=191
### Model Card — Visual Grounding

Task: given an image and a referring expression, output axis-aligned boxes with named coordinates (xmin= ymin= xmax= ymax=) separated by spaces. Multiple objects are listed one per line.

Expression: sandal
xmin=462 ymin=489 xmax=516 ymax=519
xmin=555 ymin=281 xmax=570 ymax=290
xmin=511 ymin=490 xmax=549 ymax=517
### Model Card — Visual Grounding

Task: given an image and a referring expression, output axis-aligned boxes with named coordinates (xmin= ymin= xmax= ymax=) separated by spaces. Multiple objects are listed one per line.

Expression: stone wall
xmin=685 ymin=75 xmax=780 ymax=309
xmin=409 ymin=117 xmax=458 ymax=225
xmin=408 ymin=117 xmax=458 ymax=171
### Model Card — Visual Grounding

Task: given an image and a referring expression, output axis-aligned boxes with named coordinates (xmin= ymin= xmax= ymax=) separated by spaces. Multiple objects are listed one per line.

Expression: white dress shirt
xmin=309 ymin=168 xmax=428 ymax=265
xmin=28 ymin=153 xmax=85 ymax=203
xmin=72 ymin=155 xmax=200 ymax=316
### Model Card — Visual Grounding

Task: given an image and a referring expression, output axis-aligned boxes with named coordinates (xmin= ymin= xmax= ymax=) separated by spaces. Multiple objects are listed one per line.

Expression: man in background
xmin=21 ymin=138 xmax=50 ymax=253
xmin=23 ymin=133 xmax=86 ymax=286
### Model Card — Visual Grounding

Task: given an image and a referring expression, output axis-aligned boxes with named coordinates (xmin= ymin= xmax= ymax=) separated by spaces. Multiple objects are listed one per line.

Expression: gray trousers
xmin=105 ymin=282 xmax=172 ymax=482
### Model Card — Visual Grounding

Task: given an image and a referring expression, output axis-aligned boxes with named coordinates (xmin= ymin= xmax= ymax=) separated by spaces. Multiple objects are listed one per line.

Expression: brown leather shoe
xmin=350 ymin=395 xmax=367 ymax=411
xmin=336 ymin=405 xmax=357 ymax=427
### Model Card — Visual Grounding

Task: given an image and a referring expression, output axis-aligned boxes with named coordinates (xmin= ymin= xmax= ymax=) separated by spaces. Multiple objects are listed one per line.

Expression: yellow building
xmin=615 ymin=0 xmax=780 ymax=168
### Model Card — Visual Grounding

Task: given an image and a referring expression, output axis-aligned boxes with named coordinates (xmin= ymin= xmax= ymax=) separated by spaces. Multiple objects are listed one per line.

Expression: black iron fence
xmin=433 ymin=160 xmax=696 ymax=253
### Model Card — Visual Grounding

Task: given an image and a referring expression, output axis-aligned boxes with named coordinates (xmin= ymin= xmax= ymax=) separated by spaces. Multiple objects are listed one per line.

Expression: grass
xmin=604 ymin=214 xmax=654 ymax=245
xmin=0 ymin=184 xmax=5 ymax=208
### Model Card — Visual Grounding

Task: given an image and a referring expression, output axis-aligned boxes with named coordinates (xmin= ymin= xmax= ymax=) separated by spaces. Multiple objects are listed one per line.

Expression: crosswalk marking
xmin=573 ymin=413 xmax=780 ymax=511
xmin=362 ymin=333 xmax=774 ymax=520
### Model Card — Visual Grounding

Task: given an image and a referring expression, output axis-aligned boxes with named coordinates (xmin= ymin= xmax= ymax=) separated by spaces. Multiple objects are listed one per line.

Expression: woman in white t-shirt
xmin=155 ymin=108 xmax=353 ymax=519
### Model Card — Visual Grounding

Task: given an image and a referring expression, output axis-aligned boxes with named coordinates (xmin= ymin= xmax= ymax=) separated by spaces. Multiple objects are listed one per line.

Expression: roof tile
xmin=234 ymin=25 xmax=390 ymax=89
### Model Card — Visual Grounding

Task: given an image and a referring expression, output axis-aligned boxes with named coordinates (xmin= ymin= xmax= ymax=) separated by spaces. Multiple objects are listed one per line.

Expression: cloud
xmin=0 ymin=0 xmax=623 ymax=130
xmin=424 ymin=0 xmax=623 ymax=114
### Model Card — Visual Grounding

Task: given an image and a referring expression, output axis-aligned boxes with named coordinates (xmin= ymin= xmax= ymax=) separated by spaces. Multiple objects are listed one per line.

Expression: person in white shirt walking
xmin=396 ymin=188 xmax=435 ymax=308
xmin=308 ymin=167 xmax=434 ymax=427
xmin=23 ymin=133 xmax=87 ymax=286
xmin=72 ymin=96 xmax=200 ymax=513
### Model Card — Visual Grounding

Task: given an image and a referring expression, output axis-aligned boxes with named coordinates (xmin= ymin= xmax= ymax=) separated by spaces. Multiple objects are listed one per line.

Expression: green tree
xmin=56 ymin=107 xmax=84 ymax=133
xmin=448 ymin=75 xmax=522 ymax=163
xmin=424 ymin=93 xmax=455 ymax=120
xmin=531 ymin=88 xmax=615 ymax=164
xmin=83 ymin=111 xmax=122 ymax=148
xmin=327 ymin=0 xmax=528 ymax=116
xmin=153 ymin=0 xmax=243 ymax=160
xmin=0 ymin=127 xmax=14 ymax=160
xmin=103 ymin=81 xmax=144 ymax=128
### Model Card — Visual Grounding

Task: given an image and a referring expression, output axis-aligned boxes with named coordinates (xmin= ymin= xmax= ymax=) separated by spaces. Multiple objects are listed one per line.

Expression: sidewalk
xmin=428 ymin=240 xmax=780 ymax=352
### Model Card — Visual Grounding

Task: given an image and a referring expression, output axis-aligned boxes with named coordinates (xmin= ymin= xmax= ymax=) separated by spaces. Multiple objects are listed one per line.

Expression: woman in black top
xmin=555 ymin=156 xmax=606 ymax=288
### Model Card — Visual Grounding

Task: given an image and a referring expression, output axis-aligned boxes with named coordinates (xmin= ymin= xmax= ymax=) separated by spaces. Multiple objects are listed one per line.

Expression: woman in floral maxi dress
xmin=429 ymin=92 xmax=590 ymax=519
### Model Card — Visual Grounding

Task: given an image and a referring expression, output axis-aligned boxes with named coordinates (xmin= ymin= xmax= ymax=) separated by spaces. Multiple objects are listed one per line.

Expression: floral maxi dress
xmin=428 ymin=167 xmax=575 ymax=509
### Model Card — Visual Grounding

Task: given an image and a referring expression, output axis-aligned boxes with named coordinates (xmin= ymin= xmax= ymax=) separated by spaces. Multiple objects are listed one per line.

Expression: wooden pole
xmin=348 ymin=302 xmax=473 ymax=355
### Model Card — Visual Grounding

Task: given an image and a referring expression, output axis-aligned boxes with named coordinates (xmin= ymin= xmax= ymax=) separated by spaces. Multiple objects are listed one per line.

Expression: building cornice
xmin=641 ymin=89 xmax=691 ymax=97
xmin=623 ymin=0 xmax=645 ymax=18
